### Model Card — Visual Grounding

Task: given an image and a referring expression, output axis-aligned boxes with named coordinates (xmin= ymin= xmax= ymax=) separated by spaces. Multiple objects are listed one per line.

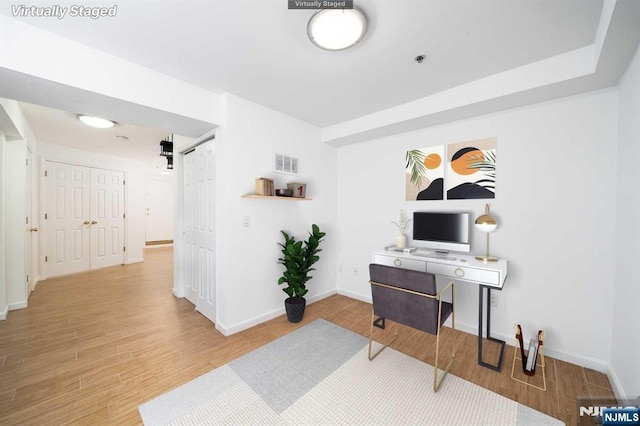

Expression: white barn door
xmin=90 ymin=168 xmax=125 ymax=269
xmin=46 ymin=162 xmax=91 ymax=276
xmin=182 ymin=140 xmax=216 ymax=323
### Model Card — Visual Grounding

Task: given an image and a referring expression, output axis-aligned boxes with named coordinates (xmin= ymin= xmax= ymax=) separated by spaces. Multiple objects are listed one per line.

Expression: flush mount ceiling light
xmin=77 ymin=114 xmax=115 ymax=129
xmin=307 ymin=8 xmax=367 ymax=51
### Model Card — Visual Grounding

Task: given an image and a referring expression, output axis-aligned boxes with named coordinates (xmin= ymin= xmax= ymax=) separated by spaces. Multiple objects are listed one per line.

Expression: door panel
xmin=182 ymin=141 xmax=216 ymax=323
xmin=46 ymin=161 xmax=91 ymax=276
xmin=90 ymin=168 xmax=125 ymax=269
xmin=183 ymin=149 xmax=197 ymax=303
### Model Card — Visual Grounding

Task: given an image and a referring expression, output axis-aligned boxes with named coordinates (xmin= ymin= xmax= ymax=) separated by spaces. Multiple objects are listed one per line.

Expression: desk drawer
xmin=427 ymin=262 xmax=500 ymax=286
xmin=373 ymin=254 xmax=426 ymax=272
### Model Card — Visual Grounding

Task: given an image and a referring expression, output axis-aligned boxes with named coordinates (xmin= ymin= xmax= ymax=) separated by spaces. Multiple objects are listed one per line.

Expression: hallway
xmin=0 ymin=247 xmax=222 ymax=424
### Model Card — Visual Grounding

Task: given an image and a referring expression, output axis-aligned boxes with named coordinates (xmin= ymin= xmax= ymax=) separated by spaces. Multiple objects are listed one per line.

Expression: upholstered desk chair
xmin=368 ymin=263 xmax=456 ymax=392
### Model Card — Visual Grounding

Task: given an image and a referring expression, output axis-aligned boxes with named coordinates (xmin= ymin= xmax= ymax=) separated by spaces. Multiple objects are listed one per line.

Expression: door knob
xmin=30 ymin=227 xmax=38 ymax=232
xmin=83 ymin=221 xmax=90 ymax=225
xmin=91 ymin=221 xmax=98 ymax=225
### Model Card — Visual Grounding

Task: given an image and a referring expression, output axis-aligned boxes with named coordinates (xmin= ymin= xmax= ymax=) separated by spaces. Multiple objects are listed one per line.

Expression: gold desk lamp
xmin=475 ymin=204 xmax=498 ymax=262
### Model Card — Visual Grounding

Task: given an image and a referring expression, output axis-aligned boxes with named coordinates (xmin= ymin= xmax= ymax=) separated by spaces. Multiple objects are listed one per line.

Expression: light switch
xmin=242 ymin=216 xmax=250 ymax=227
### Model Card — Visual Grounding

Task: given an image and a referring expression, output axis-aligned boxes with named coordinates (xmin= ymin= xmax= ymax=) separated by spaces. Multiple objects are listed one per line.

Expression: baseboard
xmin=607 ymin=365 xmax=627 ymax=401
xmin=33 ymin=275 xmax=41 ymax=291
xmin=9 ymin=301 xmax=28 ymax=311
xmin=337 ymin=288 xmax=372 ymax=304
xmin=145 ymin=240 xmax=173 ymax=246
xmin=0 ymin=305 xmax=8 ymax=320
xmin=216 ymin=289 xmax=337 ymax=337
xmin=454 ymin=319 xmax=610 ymax=373
xmin=334 ymin=289 xmax=611 ymax=372
xmin=145 ymin=243 xmax=173 ymax=249
xmin=125 ymin=258 xmax=144 ymax=265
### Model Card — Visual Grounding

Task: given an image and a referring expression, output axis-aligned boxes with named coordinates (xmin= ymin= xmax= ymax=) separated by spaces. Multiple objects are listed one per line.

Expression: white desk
xmin=372 ymin=250 xmax=508 ymax=371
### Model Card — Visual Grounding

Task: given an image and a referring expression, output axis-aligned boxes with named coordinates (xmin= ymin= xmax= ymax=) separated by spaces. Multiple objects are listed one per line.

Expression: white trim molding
xmin=9 ymin=301 xmax=28 ymax=311
xmin=215 ymin=289 xmax=337 ymax=336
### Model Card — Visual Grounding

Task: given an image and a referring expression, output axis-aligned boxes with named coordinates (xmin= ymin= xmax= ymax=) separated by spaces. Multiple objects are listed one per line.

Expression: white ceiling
xmin=1 ymin=0 xmax=604 ymax=127
xmin=19 ymin=101 xmax=173 ymax=168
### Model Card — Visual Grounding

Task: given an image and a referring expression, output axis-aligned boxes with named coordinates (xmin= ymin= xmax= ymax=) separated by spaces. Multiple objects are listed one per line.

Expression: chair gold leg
xmin=433 ymin=298 xmax=456 ymax=392
xmin=368 ymin=310 xmax=398 ymax=361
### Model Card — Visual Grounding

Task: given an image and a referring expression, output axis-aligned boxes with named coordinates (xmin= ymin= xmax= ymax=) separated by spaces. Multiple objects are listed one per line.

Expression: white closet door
xmin=46 ymin=161 xmax=91 ymax=277
xmin=90 ymin=169 xmax=125 ymax=269
xmin=182 ymin=140 xmax=216 ymax=323
xmin=183 ymin=149 xmax=197 ymax=304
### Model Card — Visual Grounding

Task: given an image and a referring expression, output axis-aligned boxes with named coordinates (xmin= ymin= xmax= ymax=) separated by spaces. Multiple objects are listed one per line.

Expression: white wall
xmin=6 ymin=139 xmax=27 ymax=308
xmin=0 ymin=132 xmax=7 ymax=319
xmin=0 ymin=98 xmax=38 ymax=313
xmin=36 ymin=141 xmax=148 ymax=267
xmin=212 ymin=93 xmax=338 ymax=334
xmin=336 ymin=88 xmax=619 ymax=371
xmin=611 ymin=44 xmax=640 ymax=399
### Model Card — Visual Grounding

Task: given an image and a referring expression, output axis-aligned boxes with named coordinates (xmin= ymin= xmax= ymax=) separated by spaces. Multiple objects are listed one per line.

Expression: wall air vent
xmin=275 ymin=154 xmax=299 ymax=175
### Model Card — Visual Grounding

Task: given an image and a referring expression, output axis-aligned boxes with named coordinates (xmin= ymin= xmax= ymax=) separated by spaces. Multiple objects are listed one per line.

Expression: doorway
xmin=145 ymin=178 xmax=174 ymax=245
xmin=44 ymin=161 xmax=125 ymax=277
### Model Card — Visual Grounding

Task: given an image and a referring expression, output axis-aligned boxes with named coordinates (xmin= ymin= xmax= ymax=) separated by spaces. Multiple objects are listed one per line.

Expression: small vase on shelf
xmin=396 ymin=233 xmax=407 ymax=249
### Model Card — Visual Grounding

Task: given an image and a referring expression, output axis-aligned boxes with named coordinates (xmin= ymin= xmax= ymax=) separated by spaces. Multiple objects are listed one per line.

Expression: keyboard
xmin=413 ymin=252 xmax=456 ymax=261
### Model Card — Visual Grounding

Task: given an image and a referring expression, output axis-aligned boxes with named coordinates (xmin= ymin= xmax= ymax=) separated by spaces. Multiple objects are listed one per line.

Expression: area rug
xmin=139 ymin=319 xmax=562 ymax=425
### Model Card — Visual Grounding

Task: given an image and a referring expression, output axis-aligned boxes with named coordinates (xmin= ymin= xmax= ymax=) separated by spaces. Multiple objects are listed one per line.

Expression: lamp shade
xmin=475 ymin=220 xmax=497 ymax=233
xmin=475 ymin=203 xmax=497 ymax=233
xmin=307 ymin=9 xmax=367 ymax=51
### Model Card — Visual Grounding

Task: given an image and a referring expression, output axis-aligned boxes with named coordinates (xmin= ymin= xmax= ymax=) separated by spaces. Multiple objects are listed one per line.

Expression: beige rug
xmin=139 ymin=319 xmax=563 ymax=425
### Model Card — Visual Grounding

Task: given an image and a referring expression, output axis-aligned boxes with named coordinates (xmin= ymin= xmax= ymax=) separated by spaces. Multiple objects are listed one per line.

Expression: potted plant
xmin=277 ymin=224 xmax=326 ymax=323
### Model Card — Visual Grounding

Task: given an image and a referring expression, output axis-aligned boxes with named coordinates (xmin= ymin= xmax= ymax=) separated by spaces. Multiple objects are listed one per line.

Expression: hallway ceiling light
xmin=77 ymin=114 xmax=115 ymax=129
xmin=307 ymin=8 xmax=367 ymax=51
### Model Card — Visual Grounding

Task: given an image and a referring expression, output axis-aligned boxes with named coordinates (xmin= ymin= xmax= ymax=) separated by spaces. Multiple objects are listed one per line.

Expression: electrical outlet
xmin=490 ymin=292 xmax=498 ymax=308
xmin=242 ymin=216 xmax=250 ymax=227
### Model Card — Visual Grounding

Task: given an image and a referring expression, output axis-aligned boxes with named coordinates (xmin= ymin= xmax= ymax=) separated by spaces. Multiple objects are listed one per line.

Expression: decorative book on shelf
xmin=511 ymin=324 xmax=546 ymax=391
xmin=255 ymin=177 xmax=274 ymax=196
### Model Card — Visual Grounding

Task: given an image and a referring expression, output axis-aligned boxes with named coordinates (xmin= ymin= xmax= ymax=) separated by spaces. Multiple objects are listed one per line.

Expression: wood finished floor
xmin=0 ymin=247 xmax=615 ymax=425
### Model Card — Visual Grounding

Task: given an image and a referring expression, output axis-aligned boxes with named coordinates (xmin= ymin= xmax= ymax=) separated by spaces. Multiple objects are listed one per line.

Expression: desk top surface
xmin=373 ymin=250 xmax=507 ymax=288
xmin=375 ymin=249 xmax=506 ymax=269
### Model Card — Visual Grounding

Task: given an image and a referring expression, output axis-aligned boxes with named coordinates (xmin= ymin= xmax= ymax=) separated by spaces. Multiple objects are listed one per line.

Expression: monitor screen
xmin=412 ymin=212 xmax=470 ymax=252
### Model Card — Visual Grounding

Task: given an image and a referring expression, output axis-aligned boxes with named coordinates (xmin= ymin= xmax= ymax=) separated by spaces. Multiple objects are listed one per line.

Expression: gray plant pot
xmin=284 ymin=297 xmax=306 ymax=323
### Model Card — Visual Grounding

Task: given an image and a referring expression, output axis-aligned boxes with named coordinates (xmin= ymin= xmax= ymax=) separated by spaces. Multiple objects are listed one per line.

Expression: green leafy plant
xmin=277 ymin=224 xmax=326 ymax=299
xmin=406 ymin=149 xmax=427 ymax=188
xmin=468 ymin=150 xmax=496 ymax=190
